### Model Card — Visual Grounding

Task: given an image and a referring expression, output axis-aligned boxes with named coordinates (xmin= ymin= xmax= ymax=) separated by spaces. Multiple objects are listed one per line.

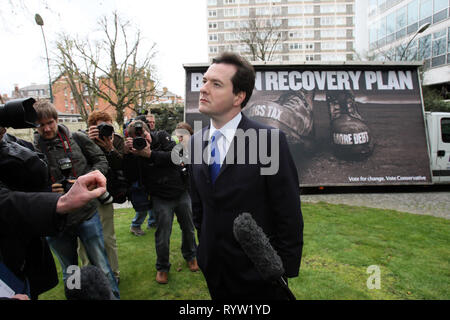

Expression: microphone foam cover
xmin=233 ymin=212 xmax=284 ymax=281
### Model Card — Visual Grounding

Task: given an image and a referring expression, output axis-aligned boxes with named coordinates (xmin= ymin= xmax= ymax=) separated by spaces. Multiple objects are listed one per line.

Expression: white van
xmin=425 ymin=112 xmax=450 ymax=184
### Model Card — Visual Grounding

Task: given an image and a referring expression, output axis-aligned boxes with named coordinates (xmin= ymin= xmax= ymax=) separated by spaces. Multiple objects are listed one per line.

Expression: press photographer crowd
xmin=0 ymin=53 xmax=304 ymax=301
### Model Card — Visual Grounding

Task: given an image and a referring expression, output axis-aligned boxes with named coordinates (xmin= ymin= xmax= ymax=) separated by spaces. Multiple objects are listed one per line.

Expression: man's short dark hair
xmin=212 ymin=52 xmax=255 ymax=108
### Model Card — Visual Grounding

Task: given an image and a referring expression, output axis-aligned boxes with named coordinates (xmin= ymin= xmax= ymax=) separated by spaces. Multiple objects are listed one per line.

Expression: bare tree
xmin=54 ymin=34 xmax=100 ymax=123
xmin=237 ymin=18 xmax=285 ymax=62
xmin=53 ymin=11 xmax=158 ymax=127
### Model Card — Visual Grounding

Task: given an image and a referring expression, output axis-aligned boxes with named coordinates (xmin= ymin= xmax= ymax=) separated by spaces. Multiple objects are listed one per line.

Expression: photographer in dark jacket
xmin=123 ymin=120 xmax=198 ymax=284
xmin=32 ymin=101 xmax=120 ymax=299
xmin=0 ymin=126 xmax=108 ymax=300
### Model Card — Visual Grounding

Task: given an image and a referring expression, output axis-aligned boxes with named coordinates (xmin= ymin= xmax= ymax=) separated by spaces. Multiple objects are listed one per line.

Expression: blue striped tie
xmin=210 ymin=131 xmax=222 ymax=184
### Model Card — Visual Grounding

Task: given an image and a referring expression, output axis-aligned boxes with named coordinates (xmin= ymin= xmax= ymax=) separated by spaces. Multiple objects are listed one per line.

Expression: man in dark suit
xmin=188 ymin=52 xmax=303 ymax=300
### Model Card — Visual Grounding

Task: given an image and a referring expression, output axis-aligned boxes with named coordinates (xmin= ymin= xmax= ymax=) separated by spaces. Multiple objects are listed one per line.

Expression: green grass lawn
xmin=40 ymin=202 xmax=450 ymax=300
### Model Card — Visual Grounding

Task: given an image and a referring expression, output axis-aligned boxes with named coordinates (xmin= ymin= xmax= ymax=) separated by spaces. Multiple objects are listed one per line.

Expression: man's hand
xmin=125 ymin=132 xmax=152 ymax=158
xmin=11 ymin=294 xmax=30 ymax=300
xmin=56 ymin=170 xmax=107 ymax=214
xmin=88 ymin=125 xmax=114 ymax=152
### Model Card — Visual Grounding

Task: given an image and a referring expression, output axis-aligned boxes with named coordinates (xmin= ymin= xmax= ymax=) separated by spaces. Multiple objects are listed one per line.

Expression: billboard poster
xmin=184 ymin=63 xmax=432 ymax=186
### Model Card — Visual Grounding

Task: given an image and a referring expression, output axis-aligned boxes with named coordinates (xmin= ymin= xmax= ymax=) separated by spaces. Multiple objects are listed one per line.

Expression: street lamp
xmin=400 ymin=22 xmax=431 ymax=61
xmin=35 ymin=13 xmax=54 ymax=103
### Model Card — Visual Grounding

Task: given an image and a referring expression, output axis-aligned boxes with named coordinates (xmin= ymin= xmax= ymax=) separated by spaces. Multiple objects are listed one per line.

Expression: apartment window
xmin=432 ymin=29 xmax=447 ymax=57
xmin=208 ymin=10 xmax=217 ymax=17
xmin=240 ymin=7 xmax=249 ymax=16
xmin=397 ymin=7 xmax=407 ymax=30
xmin=304 ymin=5 xmax=313 ymax=14
xmin=208 ymin=0 xmax=217 ymax=5
xmin=448 ymin=27 xmax=450 ymax=53
xmin=224 ymin=21 xmax=236 ymax=29
xmin=209 ymin=34 xmax=218 ymax=42
xmin=387 ymin=12 xmax=396 ymax=35
xmin=321 ymin=17 xmax=335 ymax=26
xmin=407 ymin=0 xmax=418 ymax=25
xmin=419 ymin=0 xmax=432 ymax=20
xmin=434 ymin=0 xmax=448 ymax=13
xmin=289 ymin=31 xmax=302 ymax=39
xmin=288 ymin=6 xmax=302 ymax=14
xmin=224 ymin=0 xmax=236 ymax=4
xmin=209 ymin=46 xmax=218 ymax=54
xmin=224 ymin=33 xmax=237 ymax=41
xmin=289 ymin=43 xmax=303 ymax=50
xmin=304 ymin=29 xmax=314 ymax=38
xmin=239 ymin=0 xmax=249 ymax=3
xmin=208 ymin=22 xmax=218 ymax=29
xmin=418 ymin=34 xmax=432 ymax=59
xmin=321 ymin=4 xmax=346 ymax=14
xmin=305 ymin=43 xmax=314 ymax=50
xmin=306 ymin=55 xmax=314 ymax=61
xmin=240 ymin=20 xmax=249 ymax=28
xmin=224 ymin=8 xmax=238 ymax=17
xmin=288 ymin=18 xmax=302 ymax=27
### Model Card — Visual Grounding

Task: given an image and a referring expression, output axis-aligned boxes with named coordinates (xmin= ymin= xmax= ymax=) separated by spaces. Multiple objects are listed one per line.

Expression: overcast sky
xmin=0 ymin=0 xmax=368 ymax=99
xmin=0 ymin=0 xmax=208 ymax=98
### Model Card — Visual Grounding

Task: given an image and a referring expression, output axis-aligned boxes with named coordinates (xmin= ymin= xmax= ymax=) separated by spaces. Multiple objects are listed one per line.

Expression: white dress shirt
xmin=207 ymin=112 xmax=242 ymax=166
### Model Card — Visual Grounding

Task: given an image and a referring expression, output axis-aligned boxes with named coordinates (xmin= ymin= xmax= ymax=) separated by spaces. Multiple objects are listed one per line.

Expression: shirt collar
xmin=209 ymin=112 xmax=242 ymax=144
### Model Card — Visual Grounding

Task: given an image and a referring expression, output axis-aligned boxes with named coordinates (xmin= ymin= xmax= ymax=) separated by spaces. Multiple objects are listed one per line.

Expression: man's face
xmin=37 ymin=117 xmax=58 ymax=140
xmin=146 ymin=116 xmax=155 ymax=130
xmin=199 ymin=63 xmax=240 ymax=119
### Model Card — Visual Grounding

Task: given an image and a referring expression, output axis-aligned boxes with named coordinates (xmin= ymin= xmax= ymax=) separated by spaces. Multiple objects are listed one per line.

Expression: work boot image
xmin=326 ymin=91 xmax=373 ymax=160
xmin=244 ymin=90 xmax=316 ymax=155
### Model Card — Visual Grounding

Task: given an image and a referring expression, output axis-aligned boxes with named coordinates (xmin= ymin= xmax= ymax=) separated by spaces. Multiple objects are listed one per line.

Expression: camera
xmin=56 ymin=157 xmax=113 ymax=204
xmin=57 ymin=158 xmax=76 ymax=193
xmin=97 ymin=122 xmax=114 ymax=139
xmin=0 ymin=98 xmax=38 ymax=129
xmin=132 ymin=122 xmax=147 ymax=150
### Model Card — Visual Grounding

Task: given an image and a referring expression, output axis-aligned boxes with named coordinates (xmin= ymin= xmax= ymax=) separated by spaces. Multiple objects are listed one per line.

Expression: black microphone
xmin=64 ymin=265 xmax=116 ymax=300
xmin=233 ymin=212 xmax=296 ymax=300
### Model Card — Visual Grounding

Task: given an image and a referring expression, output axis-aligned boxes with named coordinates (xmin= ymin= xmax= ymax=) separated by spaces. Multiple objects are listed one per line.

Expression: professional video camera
xmin=0 ymin=97 xmax=38 ymax=129
xmin=97 ymin=122 xmax=114 ymax=139
xmin=132 ymin=121 xmax=147 ymax=150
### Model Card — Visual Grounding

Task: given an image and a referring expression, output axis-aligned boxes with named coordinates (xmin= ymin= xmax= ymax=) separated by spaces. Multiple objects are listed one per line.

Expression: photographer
xmin=79 ymin=111 xmax=125 ymax=283
xmin=123 ymin=120 xmax=198 ymax=284
xmin=32 ymin=101 xmax=120 ymax=299
xmin=128 ymin=113 xmax=157 ymax=235
xmin=0 ymin=124 xmax=108 ymax=300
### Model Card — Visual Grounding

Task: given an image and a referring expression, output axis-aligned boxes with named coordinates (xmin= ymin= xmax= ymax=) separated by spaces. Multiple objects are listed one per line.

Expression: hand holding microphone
xmin=233 ymin=212 xmax=296 ymax=300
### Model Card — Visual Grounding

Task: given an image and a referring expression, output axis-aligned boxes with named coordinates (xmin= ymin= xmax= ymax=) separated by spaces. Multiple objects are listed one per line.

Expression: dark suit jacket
xmin=188 ymin=114 xmax=303 ymax=294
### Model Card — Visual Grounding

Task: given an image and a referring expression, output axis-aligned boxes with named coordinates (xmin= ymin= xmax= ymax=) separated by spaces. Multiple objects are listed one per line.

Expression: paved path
xmin=116 ymin=192 xmax=450 ymax=219
xmin=301 ymin=192 xmax=450 ymax=219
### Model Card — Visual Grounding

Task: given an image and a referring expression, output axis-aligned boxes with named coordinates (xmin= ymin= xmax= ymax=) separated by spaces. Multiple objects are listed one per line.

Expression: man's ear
xmin=233 ymin=91 xmax=246 ymax=108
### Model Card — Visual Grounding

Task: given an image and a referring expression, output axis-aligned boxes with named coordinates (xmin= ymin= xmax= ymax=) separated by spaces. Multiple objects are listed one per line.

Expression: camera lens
xmin=133 ymin=137 xmax=147 ymax=150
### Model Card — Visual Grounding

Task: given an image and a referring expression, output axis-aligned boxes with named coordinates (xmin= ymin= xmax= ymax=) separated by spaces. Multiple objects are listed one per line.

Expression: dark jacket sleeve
xmin=266 ymin=130 xmax=303 ymax=278
xmin=0 ymin=183 xmax=65 ymax=237
xmin=73 ymin=132 xmax=109 ymax=176
xmin=148 ymin=131 xmax=176 ymax=166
